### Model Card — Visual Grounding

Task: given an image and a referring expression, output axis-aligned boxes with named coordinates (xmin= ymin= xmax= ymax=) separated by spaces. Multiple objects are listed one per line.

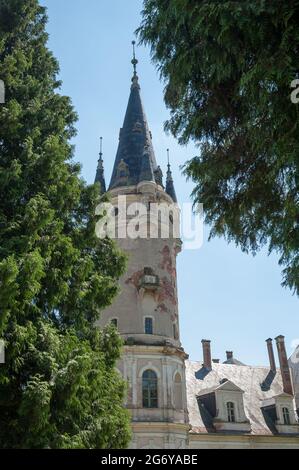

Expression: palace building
xmin=95 ymin=48 xmax=299 ymax=449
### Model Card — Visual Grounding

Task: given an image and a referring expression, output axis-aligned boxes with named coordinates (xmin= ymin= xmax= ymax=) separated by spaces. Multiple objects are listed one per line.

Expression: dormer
xmin=271 ymin=393 xmax=299 ymax=434
xmin=213 ymin=380 xmax=251 ymax=432
xmin=197 ymin=379 xmax=251 ymax=433
xmin=116 ymin=159 xmax=129 ymax=183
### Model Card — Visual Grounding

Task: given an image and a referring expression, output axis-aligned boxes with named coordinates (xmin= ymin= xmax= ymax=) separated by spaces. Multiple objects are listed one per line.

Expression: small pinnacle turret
xmin=154 ymin=165 xmax=164 ymax=187
xmin=94 ymin=137 xmax=106 ymax=193
xmin=165 ymin=149 xmax=177 ymax=202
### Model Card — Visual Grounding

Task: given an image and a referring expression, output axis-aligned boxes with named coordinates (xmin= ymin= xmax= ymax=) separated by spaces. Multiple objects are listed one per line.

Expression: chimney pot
xmin=226 ymin=351 xmax=233 ymax=360
xmin=275 ymin=335 xmax=293 ymax=395
xmin=201 ymin=339 xmax=212 ymax=370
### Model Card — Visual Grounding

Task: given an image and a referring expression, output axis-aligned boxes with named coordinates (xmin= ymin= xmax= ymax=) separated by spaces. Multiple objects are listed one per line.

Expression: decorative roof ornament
xmin=154 ymin=166 xmax=163 ymax=187
xmin=131 ymin=40 xmax=140 ymax=89
xmin=116 ymin=159 xmax=130 ymax=179
xmin=139 ymin=145 xmax=154 ymax=183
xmin=98 ymin=136 xmax=103 ymax=168
xmin=165 ymin=148 xmax=177 ymax=202
xmin=95 ymin=136 xmax=106 ymax=193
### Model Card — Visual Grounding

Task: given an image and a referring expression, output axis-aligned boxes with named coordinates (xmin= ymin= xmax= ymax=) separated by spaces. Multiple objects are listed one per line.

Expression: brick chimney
xmin=226 ymin=351 xmax=233 ymax=360
xmin=275 ymin=335 xmax=293 ymax=395
xmin=266 ymin=338 xmax=276 ymax=372
xmin=202 ymin=339 xmax=212 ymax=370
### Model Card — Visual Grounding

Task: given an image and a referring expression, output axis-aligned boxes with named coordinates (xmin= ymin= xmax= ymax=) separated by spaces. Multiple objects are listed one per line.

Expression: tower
xmin=96 ymin=44 xmax=189 ymax=449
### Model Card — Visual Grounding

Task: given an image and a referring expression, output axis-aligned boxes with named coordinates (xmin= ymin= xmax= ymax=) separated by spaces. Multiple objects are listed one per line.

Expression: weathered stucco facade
xmin=97 ymin=179 xmax=190 ymax=448
xmin=96 ymin=55 xmax=299 ymax=449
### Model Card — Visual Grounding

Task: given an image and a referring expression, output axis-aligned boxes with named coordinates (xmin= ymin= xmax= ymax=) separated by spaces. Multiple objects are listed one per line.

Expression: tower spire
xmin=95 ymin=136 xmax=106 ymax=193
xmin=109 ymin=43 xmax=157 ymax=190
xmin=166 ymin=149 xmax=177 ymax=202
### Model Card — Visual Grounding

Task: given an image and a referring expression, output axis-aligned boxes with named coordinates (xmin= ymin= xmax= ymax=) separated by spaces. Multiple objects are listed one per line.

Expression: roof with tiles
xmin=109 ymin=73 xmax=157 ymax=190
xmin=107 ymin=46 xmax=177 ymax=202
xmin=185 ymin=360 xmax=286 ymax=435
xmin=289 ymin=345 xmax=299 ymax=409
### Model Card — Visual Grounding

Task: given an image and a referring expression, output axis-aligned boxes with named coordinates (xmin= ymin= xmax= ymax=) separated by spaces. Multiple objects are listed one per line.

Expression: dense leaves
xmin=0 ymin=0 xmax=130 ymax=448
xmin=138 ymin=0 xmax=299 ymax=294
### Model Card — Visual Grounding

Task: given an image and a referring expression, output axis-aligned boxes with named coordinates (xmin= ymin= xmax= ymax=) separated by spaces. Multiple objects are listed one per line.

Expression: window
xmin=282 ymin=407 xmax=291 ymax=425
xmin=144 ymin=317 xmax=153 ymax=335
xmin=142 ymin=369 xmax=158 ymax=408
xmin=227 ymin=402 xmax=235 ymax=423
xmin=111 ymin=318 xmax=118 ymax=328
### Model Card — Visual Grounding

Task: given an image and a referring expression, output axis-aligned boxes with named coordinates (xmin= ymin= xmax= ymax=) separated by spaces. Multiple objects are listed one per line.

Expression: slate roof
xmin=95 ymin=154 xmax=106 ymax=194
xmin=109 ymin=76 xmax=158 ymax=190
xmin=165 ymin=163 xmax=177 ymax=203
xmin=223 ymin=357 xmax=246 ymax=366
xmin=186 ymin=360 xmax=286 ymax=435
xmin=289 ymin=345 xmax=299 ymax=409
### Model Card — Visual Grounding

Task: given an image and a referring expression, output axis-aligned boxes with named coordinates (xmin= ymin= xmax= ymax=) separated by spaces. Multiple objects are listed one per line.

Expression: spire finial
xmin=95 ymin=136 xmax=106 ymax=193
xmin=131 ymin=40 xmax=138 ymax=77
xmin=99 ymin=136 xmax=103 ymax=159
xmin=131 ymin=40 xmax=140 ymax=88
xmin=165 ymin=148 xmax=177 ymax=202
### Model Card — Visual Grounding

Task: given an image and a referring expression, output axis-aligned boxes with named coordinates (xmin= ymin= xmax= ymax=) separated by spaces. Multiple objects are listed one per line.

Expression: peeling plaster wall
xmin=97 ymin=184 xmax=182 ymax=347
xmin=95 ymin=182 xmax=189 ymax=449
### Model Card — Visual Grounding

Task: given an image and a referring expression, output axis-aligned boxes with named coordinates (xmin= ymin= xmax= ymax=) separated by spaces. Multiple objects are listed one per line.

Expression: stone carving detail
xmin=116 ymin=159 xmax=129 ymax=179
xmin=132 ymin=121 xmax=143 ymax=133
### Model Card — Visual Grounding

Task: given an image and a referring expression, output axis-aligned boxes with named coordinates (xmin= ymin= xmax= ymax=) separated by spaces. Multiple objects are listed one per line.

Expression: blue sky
xmin=41 ymin=0 xmax=298 ymax=365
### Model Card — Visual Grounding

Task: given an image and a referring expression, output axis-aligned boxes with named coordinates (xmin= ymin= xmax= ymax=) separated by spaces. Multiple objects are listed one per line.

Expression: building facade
xmin=96 ymin=54 xmax=299 ymax=449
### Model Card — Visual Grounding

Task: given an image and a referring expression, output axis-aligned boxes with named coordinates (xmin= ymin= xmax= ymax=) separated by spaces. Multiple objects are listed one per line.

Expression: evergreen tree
xmin=138 ymin=0 xmax=299 ymax=294
xmin=0 ymin=0 xmax=131 ymax=448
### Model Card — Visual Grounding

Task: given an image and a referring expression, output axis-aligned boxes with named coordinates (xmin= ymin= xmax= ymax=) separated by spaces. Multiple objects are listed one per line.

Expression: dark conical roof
xmin=166 ymin=163 xmax=177 ymax=203
xmin=109 ymin=75 xmax=157 ymax=190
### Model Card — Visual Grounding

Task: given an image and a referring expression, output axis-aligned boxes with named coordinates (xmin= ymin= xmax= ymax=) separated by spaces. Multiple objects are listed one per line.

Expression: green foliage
xmin=0 ymin=0 xmax=131 ymax=448
xmin=138 ymin=0 xmax=299 ymax=294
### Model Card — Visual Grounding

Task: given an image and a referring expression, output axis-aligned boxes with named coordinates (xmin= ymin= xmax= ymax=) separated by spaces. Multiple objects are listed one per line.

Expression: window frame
xmin=142 ymin=369 xmax=158 ymax=408
xmin=282 ymin=406 xmax=291 ymax=425
xmin=144 ymin=316 xmax=154 ymax=335
xmin=226 ymin=401 xmax=236 ymax=423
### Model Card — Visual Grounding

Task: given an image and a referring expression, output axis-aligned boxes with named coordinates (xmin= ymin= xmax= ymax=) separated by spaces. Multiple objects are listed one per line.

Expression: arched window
xmin=174 ymin=372 xmax=183 ymax=410
xmin=142 ymin=369 xmax=158 ymax=408
xmin=282 ymin=407 xmax=291 ymax=425
xmin=227 ymin=402 xmax=235 ymax=423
